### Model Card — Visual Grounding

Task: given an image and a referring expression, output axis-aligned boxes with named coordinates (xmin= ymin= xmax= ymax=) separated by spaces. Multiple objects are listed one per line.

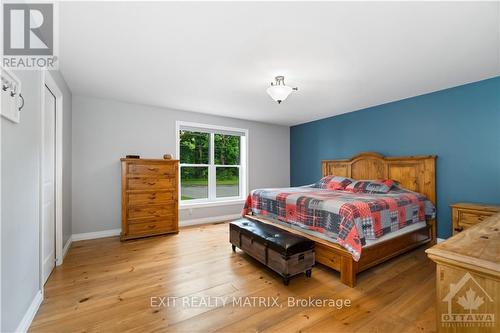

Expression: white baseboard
xmin=58 ymin=236 xmax=73 ymax=264
xmin=437 ymin=237 xmax=445 ymax=243
xmin=72 ymin=229 xmax=121 ymax=241
xmin=70 ymin=214 xmax=242 ymax=241
xmin=180 ymin=213 xmax=241 ymax=227
xmin=15 ymin=290 xmax=43 ymax=333
xmin=62 ymin=236 xmax=72 ymax=258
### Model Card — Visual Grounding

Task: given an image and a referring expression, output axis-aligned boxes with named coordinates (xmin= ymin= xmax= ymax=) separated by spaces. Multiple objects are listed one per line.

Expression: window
xmin=176 ymin=121 xmax=247 ymax=205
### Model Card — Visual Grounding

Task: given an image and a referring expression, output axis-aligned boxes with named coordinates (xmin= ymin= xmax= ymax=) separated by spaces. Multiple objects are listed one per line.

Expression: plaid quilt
xmin=242 ymin=186 xmax=435 ymax=261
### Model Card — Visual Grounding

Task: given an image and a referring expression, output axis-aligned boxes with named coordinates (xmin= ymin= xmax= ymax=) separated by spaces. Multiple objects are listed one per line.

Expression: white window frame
xmin=175 ymin=121 xmax=248 ymax=208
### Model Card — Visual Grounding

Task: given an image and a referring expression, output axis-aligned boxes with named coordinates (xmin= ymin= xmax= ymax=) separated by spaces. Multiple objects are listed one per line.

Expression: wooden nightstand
xmin=450 ymin=202 xmax=500 ymax=235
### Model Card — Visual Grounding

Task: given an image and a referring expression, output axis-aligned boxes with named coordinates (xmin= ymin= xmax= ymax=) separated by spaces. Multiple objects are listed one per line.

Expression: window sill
xmin=179 ymin=198 xmax=246 ymax=210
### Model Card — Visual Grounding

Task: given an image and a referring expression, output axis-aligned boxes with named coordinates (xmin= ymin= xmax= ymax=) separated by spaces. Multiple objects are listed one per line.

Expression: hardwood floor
xmin=30 ymin=222 xmax=437 ymax=333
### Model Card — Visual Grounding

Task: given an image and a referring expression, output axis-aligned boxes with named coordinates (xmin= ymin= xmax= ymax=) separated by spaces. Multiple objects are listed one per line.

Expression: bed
xmin=243 ymin=152 xmax=437 ymax=287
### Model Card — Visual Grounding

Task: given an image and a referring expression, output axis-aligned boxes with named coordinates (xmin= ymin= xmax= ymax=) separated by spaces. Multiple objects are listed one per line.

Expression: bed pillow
xmin=345 ymin=180 xmax=393 ymax=193
xmin=379 ymin=179 xmax=400 ymax=188
xmin=312 ymin=176 xmax=354 ymax=190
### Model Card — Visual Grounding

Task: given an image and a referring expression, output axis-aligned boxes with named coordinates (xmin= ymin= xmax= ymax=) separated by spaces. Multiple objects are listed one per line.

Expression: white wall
xmin=1 ymin=71 xmax=42 ymax=332
xmin=71 ymin=95 xmax=290 ymax=234
xmin=1 ymin=70 xmax=72 ymax=332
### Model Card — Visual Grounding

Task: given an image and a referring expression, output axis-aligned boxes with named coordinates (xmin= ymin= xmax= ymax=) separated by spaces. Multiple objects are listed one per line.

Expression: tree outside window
xmin=178 ymin=124 xmax=246 ymax=203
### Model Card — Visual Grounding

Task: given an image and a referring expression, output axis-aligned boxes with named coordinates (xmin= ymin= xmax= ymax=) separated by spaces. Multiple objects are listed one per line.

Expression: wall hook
xmin=18 ymin=94 xmax=25 ymax=111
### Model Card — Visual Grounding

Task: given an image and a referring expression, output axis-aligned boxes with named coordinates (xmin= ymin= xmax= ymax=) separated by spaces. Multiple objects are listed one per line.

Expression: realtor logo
xmin=2 ymin=2 xmax=58 ymax=69
xmin=441 ymin=272 xmax=495 ymax=328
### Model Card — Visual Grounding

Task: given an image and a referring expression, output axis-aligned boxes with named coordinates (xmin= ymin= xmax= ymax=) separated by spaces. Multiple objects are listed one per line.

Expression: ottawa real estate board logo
xmin=441 ymin=272 xmax=495 ymax=328
xmin=2 ymin=2 xmax=58 ymax=69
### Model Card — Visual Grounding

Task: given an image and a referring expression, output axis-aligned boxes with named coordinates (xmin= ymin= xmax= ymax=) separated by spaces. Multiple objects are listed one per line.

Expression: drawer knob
xmin=454 ymin=227 xmax=464 ymax=232
xmin=148 ymin=225 xmax=155 ymax=229
xmin=147 ymin=182 xmax=156 ymax=185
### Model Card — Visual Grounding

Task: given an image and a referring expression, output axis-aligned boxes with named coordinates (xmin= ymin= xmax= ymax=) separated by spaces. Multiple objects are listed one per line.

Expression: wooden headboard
xmin=322 ymin=152 xmax=436 ymax=204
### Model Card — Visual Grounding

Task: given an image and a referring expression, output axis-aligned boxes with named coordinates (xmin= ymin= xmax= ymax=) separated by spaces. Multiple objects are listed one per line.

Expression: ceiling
xmin=59 ymin=1 xmax=500 ymax=126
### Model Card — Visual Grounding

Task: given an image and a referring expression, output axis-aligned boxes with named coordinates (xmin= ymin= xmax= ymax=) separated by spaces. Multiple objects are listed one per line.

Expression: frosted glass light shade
xmin=266 ymin=85 xmax=293 ymax=104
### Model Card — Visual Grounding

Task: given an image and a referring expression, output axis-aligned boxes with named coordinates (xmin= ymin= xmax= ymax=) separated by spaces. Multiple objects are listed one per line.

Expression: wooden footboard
xmin=246 ymin=214 xmax=435 ymax=287
xmin=308 ymin=225 xmax=433 ymax=287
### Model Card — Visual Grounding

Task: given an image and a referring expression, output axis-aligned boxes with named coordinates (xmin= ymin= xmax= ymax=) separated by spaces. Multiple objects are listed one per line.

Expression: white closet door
xmin=42 ymin=85 xmax=56 ymax=284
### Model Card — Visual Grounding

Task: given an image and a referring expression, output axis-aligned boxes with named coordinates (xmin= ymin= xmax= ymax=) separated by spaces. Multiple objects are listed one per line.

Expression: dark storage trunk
xmin=229 ymin=218 xmax=315 ymax=285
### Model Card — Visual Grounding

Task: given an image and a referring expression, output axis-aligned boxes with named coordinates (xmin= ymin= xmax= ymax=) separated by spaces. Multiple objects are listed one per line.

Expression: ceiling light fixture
xmin=266 ymin=76 xmax=298 ymax=104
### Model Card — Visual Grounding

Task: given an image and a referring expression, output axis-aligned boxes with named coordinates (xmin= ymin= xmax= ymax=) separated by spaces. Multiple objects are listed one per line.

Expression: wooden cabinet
xmin=426 ymin=213 xmax=499 ymax=333
xmin=121 ymin=158 xmax=179 ymax=240
xmin=450 ymin=203 xmax=500 ymax=235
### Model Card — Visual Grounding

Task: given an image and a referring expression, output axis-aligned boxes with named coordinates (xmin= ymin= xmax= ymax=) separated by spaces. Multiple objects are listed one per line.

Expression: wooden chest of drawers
xmin=450 ymin=203 xmax=500 ymax=235
xmin=426 ymin=213 xmax=499 ymax=333
xmin=121 ymin=158 xmax=179 ymax=240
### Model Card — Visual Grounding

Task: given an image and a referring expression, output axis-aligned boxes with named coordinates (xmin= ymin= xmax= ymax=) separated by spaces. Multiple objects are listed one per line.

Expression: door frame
xmin=39 ymin=70 xmax=64 ymax=292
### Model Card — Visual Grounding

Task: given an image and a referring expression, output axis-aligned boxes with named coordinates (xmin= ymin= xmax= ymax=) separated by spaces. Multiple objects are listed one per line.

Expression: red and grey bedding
xmin=242 ymin=178 xmax=435 ymax=261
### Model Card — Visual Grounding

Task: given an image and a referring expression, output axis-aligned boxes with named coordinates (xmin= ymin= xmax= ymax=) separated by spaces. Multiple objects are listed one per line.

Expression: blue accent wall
xmin=290 ymin=77 xmax=500 ymax=239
